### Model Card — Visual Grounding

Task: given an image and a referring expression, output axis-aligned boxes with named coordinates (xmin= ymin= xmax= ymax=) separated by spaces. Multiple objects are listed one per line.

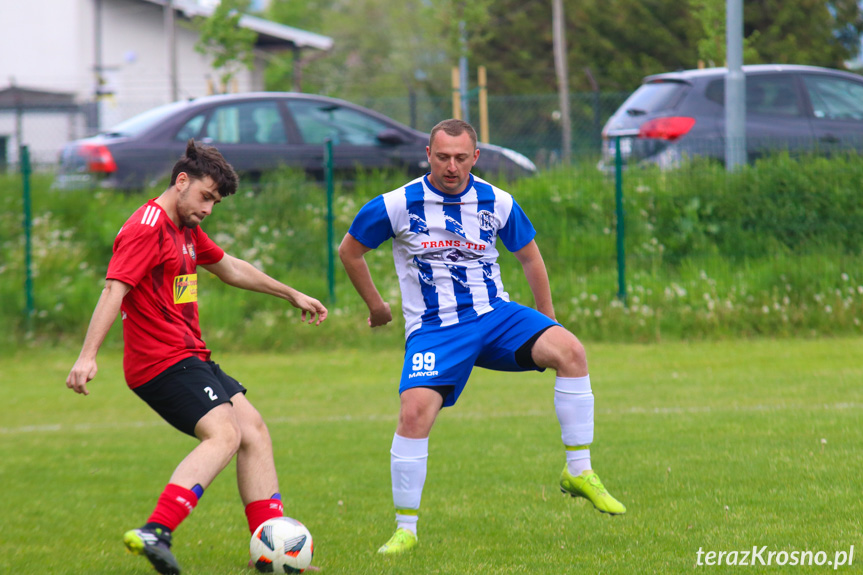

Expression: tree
xmin=195 ymin=0 xmax=258 ymax=93
xmin=689 ymin=0 xmax=759 ymax=66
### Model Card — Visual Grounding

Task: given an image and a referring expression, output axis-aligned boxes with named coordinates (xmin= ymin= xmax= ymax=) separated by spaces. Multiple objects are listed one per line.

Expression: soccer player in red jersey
xmin=66 ymin=140 xmax=328 ymax=575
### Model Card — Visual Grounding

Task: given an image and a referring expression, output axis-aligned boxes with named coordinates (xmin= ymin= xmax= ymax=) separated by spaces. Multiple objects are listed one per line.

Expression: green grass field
xmin=2 ymin=338 xmax=861 ymax=574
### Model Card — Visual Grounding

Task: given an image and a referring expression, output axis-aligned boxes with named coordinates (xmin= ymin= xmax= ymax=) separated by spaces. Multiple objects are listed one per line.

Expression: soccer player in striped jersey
xmin=66 ymin=140 xmax=327 ymax=574
xmin=339 ymin=119 xmax=625 ymax=555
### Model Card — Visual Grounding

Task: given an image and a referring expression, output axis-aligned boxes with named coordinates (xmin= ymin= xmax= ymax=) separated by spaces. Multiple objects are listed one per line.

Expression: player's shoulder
xmin=382 ymin=175 xmax=426 ymax=200
xmin=471 ymin=174 xmax=511 ymax=198
xmin=116 ymin=202 xmax=167 ymax=239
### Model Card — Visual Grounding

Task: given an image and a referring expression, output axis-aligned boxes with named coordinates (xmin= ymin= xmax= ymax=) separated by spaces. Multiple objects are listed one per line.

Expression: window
xmin=286 ymin=100 xmax=390 ymax=145
xmin=175 ymin=114 xmax=205 ymax=141
xmin=201 ymin=101 xmax=287 ymax=144
xmin=803 ymin=75 xmax=863 ymax=120
xmin=706 ymin=75 xmax=802 ymax=117
xmin=622 ymin=81 xmax=687 ymax=114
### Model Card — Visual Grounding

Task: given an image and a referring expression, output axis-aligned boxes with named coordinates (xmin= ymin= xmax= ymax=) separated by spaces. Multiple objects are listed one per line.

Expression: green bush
xmin=2 ymin=153 xmax=862 ymax=351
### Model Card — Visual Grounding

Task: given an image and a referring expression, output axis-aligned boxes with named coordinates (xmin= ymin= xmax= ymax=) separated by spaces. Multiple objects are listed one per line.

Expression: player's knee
xmin=552 ymin=334 xmax=588 ymax=373
xmin=240 ymin=411 xmax=271 ymax=447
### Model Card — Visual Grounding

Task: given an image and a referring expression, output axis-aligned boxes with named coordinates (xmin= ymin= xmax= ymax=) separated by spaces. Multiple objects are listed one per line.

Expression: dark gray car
xmin=599 ymin=64 xmax=863 ymax=170
xmin=55 ymin=92 xmax=536 ymax=190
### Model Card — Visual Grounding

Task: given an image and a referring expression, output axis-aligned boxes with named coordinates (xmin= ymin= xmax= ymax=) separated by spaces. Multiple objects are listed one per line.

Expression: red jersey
xmin=107 ymin=199 xmax=225 ymax=388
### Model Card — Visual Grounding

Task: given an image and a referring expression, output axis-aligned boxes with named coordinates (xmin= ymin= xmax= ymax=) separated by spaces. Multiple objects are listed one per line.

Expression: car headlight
xmin=500 ymin=148 xmax=537 ymax=172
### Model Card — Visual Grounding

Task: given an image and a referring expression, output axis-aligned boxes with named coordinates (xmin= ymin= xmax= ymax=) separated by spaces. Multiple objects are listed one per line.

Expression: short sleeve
xmin=498 ymin=198 xmax=536 ymax=252
xmin=347 ymin=195 xmax=395 ymax=249
xmin=107 ymin=224 xmax=161 ymax=288
xmin=193 ymin=227 xmax=224 ymax=266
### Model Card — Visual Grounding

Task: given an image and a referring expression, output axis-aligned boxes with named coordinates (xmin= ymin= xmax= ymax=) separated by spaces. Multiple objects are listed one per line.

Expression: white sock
xmin=390 ymin=433 xmax=428 ymax=535
xmin=554 ymin=375 xmax=594 ymax=475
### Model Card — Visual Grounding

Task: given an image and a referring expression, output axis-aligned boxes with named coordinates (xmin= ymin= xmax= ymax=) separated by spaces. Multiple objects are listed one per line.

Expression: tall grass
xmin=2 ymin=153 xmax=862 ymax=351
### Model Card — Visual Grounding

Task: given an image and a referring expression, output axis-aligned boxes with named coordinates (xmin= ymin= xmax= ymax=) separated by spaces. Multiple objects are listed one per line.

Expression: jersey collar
xmin=423 ymin=173 xmax=475 ymax=200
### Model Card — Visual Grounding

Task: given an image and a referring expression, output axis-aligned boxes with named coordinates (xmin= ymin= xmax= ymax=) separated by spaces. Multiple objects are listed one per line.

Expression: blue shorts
xmin=400 ymin=301 xmax=560 ymax=408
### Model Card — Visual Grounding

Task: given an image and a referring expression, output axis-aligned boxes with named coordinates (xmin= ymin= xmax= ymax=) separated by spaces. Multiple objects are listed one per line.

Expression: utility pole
xmin=725 ymin=0 xmax=746 ymax=170
xmin=92 ymin=0 xmax=104 ymax=133
xmin=552 ymin=0 xmax=571 ymax=164
xmin=458 ymin=20 xmax=470 ymax=123
xmin=166 ymin=0 xmax=178 ymax=101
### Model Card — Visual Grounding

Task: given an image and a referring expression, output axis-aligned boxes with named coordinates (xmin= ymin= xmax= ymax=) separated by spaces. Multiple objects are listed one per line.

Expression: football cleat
xmin=377 ymin=528 xmax=418 ymax=555
xmin=123 ymin=526 xmax=181 ymax=575
xmin=559 ymin=466 xmax=627 ymax=515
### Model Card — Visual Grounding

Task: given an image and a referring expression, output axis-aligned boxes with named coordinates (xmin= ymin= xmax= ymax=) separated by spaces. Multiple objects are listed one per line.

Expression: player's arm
xmin=202 ymin=253 xmax=327 ymax=325
xmin=338 ymin=232 xmax=392 ymax=328
xmin=66 ymin=279 xmax=131 ymax=396
xmin=512 ymin=239 xmax=556 ymax=321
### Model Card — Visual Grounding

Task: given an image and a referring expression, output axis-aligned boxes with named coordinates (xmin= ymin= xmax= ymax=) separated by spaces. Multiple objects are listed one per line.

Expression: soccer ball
xmin=250 ymin=517 xmax=314 ymax=573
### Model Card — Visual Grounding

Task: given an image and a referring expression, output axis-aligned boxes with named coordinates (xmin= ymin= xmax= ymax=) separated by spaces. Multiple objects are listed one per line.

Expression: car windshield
xmin=620 ymin=81 xmax=687 ymax=114
xmin=103 ymin=101 xmax=191 ymax=136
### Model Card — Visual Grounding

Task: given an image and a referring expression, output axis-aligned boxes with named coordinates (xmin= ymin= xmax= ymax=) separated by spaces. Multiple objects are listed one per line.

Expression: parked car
xmin=54 ymin=92 xmax=537 ymax=190
xmin=598 ymin=64 xmax=863 ymax=170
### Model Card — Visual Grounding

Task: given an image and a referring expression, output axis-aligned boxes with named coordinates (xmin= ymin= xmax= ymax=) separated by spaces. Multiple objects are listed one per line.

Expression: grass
xmin=2 ymin=338 xmax=861 ymax=574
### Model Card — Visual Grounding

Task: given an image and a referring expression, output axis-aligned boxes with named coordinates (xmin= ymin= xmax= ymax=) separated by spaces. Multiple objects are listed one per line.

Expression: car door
xmin=800 ymin=73 xmax=863 ymax=154
xmin=743 ymin=73 xmax=813 ymax=160
xmin=282 ymin=99 xmax=412 ymax=179
xmin=176 ymin=99 xmax=294 ymax=179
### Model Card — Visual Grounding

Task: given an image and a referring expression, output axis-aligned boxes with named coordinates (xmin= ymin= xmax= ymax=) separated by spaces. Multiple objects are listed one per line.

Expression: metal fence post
xmin=614 ymin=136 xmax=626 ymax=304
xmin=20 ymin=145 xmax=35 ymax=331
xmin=324 ymin=138 xmax=335 ymax=304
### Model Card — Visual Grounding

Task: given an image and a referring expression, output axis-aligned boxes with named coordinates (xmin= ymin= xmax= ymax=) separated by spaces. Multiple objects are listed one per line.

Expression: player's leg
xmin=231 ymin=392 xmax=285 ymax=533
xmin=124 ymin=358 xmax=243 ymax=574
xmin=379 ymin=387 xmax=445 ymax=555
xmin=379 ymin=327 xmax=476 ymax=555
xmin=531 ymin=326 xmax=626 ymax=515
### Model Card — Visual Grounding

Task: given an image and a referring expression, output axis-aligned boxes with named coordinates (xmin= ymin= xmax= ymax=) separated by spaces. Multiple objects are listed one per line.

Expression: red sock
xmin=245 ymin=498 xmax=284 ymax=533
xmin=147 ymin=484 xmax=199 ymax=531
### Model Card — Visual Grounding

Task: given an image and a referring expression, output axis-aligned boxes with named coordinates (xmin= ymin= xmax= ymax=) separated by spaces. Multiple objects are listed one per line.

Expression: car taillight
xmin=80 ymin=144 xmax=117 ymax=173
xmin=638 ymin=117 xmax=696 ymax=141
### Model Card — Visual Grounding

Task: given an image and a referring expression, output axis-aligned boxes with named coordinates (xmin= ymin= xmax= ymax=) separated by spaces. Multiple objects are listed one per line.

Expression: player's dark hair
xmin=429 ymin=119 xmax=477 ymax=150
xmin=170 ymin=139 xmax=239 ymax=197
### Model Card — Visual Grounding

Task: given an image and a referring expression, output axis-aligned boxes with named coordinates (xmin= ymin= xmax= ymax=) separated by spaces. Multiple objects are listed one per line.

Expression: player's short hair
xmin=170 ymin=139 xmax=239 ymax=197
xmin=429 ymin=119 xmax=477 ymax=151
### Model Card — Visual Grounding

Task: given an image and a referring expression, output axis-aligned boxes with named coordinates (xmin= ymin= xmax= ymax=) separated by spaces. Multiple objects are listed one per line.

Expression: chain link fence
xmin=1 ymin=91 xmax=630 ymax=174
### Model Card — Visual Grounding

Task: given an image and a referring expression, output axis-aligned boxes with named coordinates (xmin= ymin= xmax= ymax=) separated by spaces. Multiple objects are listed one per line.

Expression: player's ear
xmin=175 ymin=171 xmax=189 ymax=191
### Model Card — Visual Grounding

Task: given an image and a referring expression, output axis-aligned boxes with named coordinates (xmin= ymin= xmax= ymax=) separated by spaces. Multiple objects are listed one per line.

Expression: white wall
xmin=0 ymin=0 xmax=261 ymax=164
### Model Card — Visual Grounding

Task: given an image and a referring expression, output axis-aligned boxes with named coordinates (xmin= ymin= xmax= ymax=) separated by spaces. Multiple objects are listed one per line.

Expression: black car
xmin=55 ymin=92 xmax=537 ymax=190
xmin=599 ymin=64 xmax=863 ymax=170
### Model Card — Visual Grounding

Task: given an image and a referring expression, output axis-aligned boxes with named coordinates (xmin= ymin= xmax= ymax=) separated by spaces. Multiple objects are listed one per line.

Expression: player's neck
xmin=155 ymin=192 xmax=181 ymax=228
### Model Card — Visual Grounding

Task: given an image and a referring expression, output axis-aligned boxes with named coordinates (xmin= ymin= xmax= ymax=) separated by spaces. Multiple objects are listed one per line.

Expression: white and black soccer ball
xmin=250 ymin=517 xmax=314 ymax=573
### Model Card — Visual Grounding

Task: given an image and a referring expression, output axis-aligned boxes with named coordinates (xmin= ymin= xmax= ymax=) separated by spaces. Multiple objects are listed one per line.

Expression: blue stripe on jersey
xmin=481 ymin=261 xmax=498 ymax=300
xmin=414 ymin=256 xmax=441 ymax=327
xmin=474 ymin=180 xmax=497 ymax=245
xmin=446 ymin=264 xmax=477 ymax=321
xmin=442 ymin=202 xmax=467 ymax=239
xmin=348 ymin=195 xmax=394 ymax=249
xmin=497 ymin=198 xmax=536 ymax=252
xmin=405 ymin=181 xmax=430 ymax=236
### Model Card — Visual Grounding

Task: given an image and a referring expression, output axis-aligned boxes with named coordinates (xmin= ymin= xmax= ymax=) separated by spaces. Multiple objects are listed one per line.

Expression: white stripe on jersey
xmin=141 ymin=205 xmax=161 ymax=227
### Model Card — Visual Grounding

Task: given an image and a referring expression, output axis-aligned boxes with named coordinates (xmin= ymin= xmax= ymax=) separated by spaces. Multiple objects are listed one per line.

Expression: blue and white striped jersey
xmin=348 ymin=173 xmax=536 ymax=337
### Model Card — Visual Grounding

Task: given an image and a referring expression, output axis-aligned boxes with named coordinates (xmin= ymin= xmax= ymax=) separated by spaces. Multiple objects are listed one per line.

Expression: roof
xmin=644 ymin=64 xmax=863 ymax=83
xmin=0 ymin=86 xmax=79 ymax=111
xmin=140 ymin=0 xmax=333 ymax=51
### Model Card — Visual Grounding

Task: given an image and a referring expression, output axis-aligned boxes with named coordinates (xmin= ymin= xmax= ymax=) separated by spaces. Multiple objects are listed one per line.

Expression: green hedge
xmin=2 ymin=153 xmax=862 ymax=351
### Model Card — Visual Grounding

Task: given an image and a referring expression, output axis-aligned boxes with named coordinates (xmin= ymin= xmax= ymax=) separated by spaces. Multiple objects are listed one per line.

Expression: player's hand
xmin=291 ymin=293 xmax=328 ymax=326
xmin=368 ymin=302 xmax=392 ymax=328
xmin=66 ymin=358 xmax=97 ymax=396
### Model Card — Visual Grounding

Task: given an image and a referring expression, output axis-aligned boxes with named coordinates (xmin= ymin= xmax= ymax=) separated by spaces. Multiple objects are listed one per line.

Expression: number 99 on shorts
xmin=409 ymin=352 xmax=438 ymax=378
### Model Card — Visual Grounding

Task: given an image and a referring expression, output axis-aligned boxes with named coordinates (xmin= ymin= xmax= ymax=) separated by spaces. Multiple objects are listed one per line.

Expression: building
xmin=0 ymin=0 xmax=332 ymax=165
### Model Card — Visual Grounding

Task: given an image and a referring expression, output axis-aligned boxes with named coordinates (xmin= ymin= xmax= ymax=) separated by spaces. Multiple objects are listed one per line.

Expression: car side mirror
xmin=376 ymin=129 xmax=406 ymax=145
